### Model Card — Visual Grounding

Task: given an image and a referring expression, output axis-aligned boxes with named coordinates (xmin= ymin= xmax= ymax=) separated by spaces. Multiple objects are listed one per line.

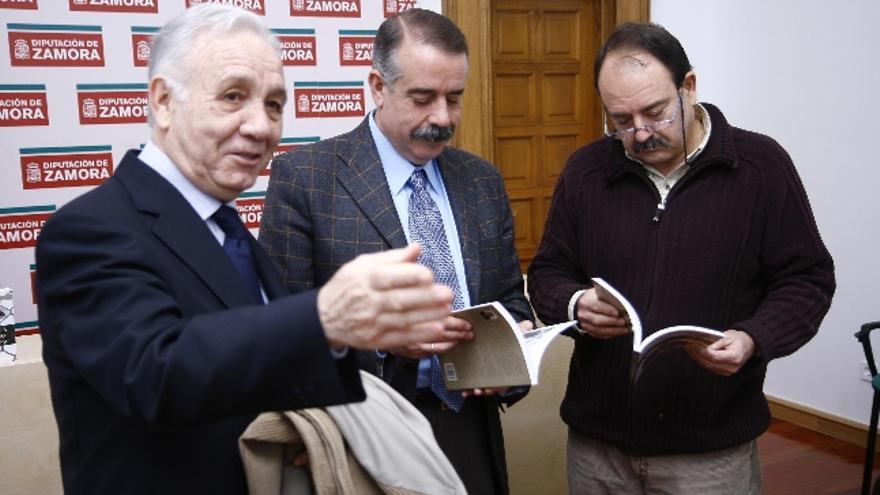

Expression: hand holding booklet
xmin=590 ymin=277 xmax=725 ymax=379
xmin=438 ymin=302 xmax=576 ymax=390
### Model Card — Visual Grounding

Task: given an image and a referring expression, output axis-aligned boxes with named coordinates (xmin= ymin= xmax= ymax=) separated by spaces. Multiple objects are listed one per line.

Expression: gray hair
xmin=148 ymin=4 xmax=279 ymax=106
xmin=372 ymin=8 xmax=468 ymax=86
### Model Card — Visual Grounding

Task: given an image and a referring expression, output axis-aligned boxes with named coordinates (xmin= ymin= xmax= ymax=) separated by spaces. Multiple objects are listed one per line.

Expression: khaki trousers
xmin=566 ymin=429 xmax=762 ymax=494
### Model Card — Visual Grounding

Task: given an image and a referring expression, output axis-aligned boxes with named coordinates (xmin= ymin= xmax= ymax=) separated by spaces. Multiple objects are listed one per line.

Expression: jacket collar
xmin=332 ymin=118 xmax=409 ymax=250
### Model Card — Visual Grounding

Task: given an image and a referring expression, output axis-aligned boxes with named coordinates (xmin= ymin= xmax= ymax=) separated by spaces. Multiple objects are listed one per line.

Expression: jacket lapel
xmin=251 ymin=238 xmax=287 ymax=300
xmin=334 ymin=119 xmax=408 ymax=249
xmin=436 ymin=151 xmax=481 ymax=305
xmin=114 ymin=151 xmax=257 ymax=308
xmin=331 ymin=121 xmax=483 ymax=302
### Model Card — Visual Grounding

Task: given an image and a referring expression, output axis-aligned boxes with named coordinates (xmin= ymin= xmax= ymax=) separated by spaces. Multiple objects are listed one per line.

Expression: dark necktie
xmin=212 ymin=205 xmax=263 ymax=305
xmin=407 ymin=169 xmax=465 ymax=412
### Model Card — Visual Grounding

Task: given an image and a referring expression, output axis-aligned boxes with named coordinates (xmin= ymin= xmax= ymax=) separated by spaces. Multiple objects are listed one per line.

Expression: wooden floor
xmin=760 ymin=418 xmax=879 ymax=495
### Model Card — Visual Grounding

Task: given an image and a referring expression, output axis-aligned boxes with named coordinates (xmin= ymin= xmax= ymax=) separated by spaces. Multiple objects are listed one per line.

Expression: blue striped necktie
xmin=212 ymin=205 xmax=263 ymax=305
xmin=407 ymin=169 xmax=465 ymax=412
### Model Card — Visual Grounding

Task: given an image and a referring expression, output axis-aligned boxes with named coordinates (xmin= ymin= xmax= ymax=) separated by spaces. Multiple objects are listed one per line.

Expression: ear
xmin=149 ymin=76 xmax=175 ymax=130
xmin=680 ymin=70 xmax=697 ymax=106
xmin=367 ymin=69 xmax=386 ymax=109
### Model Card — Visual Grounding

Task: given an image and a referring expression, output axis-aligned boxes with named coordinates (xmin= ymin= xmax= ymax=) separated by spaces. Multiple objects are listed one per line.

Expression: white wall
xmin=651 ymin=0 xmax=880 ymax=425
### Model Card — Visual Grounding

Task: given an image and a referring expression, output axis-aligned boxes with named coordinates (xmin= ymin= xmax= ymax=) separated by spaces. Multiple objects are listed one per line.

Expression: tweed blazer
xmin=259 ymin=117 xmax=534 ymax=373
xmin=259 ymin=117 xmax=534 ymax=493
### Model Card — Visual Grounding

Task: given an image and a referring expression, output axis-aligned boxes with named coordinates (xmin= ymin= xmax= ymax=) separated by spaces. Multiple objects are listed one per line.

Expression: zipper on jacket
xmin=648 ymin=159 xmax=718 ymax=224
xmin=629 ymin=160 xmax=718 ymax=450
xmin=652 ymin=199 xmax=666 ymax=223
xmin=628 ymin=172 xmax=667 ymax=451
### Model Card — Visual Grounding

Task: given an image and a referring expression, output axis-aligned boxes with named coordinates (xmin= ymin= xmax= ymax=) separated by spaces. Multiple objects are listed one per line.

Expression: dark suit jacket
xmin=36 ymin=151 xmax=364 ymax=495
xmin=260 ymin=117 xmax=534 ymax=492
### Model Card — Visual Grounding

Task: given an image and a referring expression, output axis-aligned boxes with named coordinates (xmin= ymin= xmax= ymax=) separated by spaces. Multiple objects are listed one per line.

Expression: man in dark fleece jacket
xmin=527 ymin=22 xmax=834 ymax=495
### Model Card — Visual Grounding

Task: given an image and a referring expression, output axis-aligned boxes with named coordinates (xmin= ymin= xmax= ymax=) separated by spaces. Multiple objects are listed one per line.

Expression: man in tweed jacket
xmin=260 ymin=9 xmax=533 ymax=495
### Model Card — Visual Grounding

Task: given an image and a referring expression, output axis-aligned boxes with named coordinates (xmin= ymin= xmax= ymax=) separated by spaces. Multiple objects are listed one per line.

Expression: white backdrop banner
xmin=0 ymin=0 xmax=441 ymax=338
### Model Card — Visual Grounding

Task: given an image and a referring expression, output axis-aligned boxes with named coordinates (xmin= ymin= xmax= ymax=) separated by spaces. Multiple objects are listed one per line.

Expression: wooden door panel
xmin=541 ymin=72 xmax=582 ymax=124
xmin=494 ymin=72 xmax=538 ymax=126
xmin=493 ymin=10 xmax=533 ymax=61
xmin=495 ymin=133 xmax=538 ymax=188
xmin=543 ymin=132 xmax=581 ymax=185
xmin=509 ymin=196 xmax=538 ymax=254
xmin=543 ymin=11 xmax=581 ymax=60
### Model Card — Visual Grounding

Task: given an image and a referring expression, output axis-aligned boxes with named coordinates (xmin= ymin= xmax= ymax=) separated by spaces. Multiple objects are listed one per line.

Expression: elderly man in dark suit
xmin=35 ymin=5 xmax=464 ymax=495
xmin=260 ymin=8 xmax=533 ymax=495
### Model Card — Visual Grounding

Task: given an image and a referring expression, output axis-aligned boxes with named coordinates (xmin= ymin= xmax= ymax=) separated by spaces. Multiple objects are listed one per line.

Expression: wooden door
xmin=492 ymin=0 xmax=601 ymax=271
xmin=445 ymin=0 xmax=648 ymax=271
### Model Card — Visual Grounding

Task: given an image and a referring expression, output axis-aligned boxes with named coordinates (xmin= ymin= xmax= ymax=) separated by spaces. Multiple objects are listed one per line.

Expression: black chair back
xmin=855 ymin=321 xmax=880 ymax=495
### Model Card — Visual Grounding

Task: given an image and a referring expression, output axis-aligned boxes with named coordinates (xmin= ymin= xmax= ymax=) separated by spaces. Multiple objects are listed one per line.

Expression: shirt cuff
xmin=568 ymin=289 xmax=587 ymax=321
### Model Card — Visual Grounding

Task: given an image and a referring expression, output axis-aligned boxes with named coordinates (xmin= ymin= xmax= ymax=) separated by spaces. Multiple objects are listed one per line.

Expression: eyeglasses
xmin=605 ymin=106 xmax=678 ymax=140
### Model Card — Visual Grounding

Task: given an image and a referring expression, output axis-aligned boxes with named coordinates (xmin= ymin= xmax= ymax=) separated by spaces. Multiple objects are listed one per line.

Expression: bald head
xmin=593 ymin=22 xmax=691 ymax=90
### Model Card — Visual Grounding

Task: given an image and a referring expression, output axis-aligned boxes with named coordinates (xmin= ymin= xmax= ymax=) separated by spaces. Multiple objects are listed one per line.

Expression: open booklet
xmin=591 ymin=277 xmax=725 ymax=379
xmin=438 ymin=302 xmax=577 ymax=390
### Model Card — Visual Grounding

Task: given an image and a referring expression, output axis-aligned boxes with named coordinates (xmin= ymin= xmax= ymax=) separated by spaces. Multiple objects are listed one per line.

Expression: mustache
xmin=632 ymin=135 xmax=671 ymax=154
xmin=410 ymin=125 xmax=456 ymax=142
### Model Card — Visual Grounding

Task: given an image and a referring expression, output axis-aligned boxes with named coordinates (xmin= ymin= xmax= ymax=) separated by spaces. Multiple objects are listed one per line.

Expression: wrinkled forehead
xmin=393 ymin=43 xmax=468 ymax=87
xmin=175 ymin=32 xmax=282 ymax=102
xmin=192 ymin=29 xmax=281 ymax=69
xmin=598 ymin=50 xmax=676 ymax=98
xmin=612 ymin=51 xmax=650 ymax=73
xmin=600 ymin=50 xmax=669 ymax=81
xmin=192 ymin=27 xmax=278 ymax=57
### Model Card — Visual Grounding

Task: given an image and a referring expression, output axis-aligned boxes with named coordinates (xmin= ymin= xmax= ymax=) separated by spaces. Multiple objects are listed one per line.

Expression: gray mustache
xmin=411 ymin=125 xmax=456 ymax=142
xmin=632 ymin=135 xmax=670 ymax=154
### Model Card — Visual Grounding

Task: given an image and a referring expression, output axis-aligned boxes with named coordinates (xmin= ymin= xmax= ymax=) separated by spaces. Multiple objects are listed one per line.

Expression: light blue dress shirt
xmin=368 ymin=113 xmax=471 ymax=388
